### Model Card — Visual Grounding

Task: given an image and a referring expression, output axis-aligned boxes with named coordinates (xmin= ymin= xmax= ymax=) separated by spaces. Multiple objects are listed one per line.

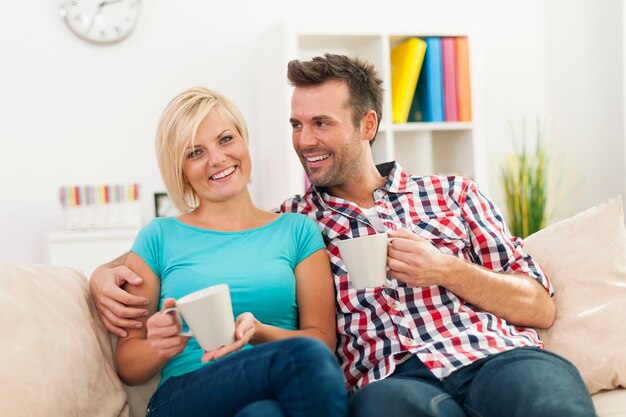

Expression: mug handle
xmin=386 ymin=238 xmax=395 ymax=273
xmin=162 ymin=306 xmax=193 ymax=337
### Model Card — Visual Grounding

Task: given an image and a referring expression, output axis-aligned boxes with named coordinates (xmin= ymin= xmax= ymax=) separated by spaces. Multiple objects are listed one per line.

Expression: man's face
xmin=290 ymin=80 xmax=365 ymax=190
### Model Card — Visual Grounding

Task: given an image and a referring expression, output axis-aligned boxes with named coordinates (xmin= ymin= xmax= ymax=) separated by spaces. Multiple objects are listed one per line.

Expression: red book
xmin=441 ymin=37 xmax=458 ymax=122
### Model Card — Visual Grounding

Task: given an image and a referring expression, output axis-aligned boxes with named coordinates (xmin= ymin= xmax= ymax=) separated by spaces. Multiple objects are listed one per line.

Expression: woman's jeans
xmin=349 ymin=347 xmax=597 ymax=417
xmin=147 ymin=337 xmax=348 ymax=417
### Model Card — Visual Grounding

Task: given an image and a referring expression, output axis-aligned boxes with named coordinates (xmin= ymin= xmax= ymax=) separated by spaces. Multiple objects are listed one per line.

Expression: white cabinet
xmin=46 ymin=228 xmax=139 ymax=278
xmin=253 ymin=23 xmax=486 ymax=210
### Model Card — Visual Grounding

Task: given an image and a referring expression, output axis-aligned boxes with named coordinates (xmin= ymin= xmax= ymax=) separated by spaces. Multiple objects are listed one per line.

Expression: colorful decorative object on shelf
xmin=403 ymin=36 xmax=472 ymax=123
xmin=59 ymin=183 xmax=141 ymax=229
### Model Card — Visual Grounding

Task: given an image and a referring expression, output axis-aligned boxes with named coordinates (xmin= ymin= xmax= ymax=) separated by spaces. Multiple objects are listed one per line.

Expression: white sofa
xmin=1 ymin=197 xmax=625 ymax=416
xmin=0 ymin=262 xmax=623 ymax=417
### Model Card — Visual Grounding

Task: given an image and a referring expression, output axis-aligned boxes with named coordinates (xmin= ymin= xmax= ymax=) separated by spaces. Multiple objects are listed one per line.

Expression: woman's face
xmin=182 ymin=110 xmax=251 ymax=204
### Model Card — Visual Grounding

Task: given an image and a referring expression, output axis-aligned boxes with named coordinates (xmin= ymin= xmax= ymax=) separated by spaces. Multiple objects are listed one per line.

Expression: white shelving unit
xmin=45 ymin=228 xmax=139 ymax=278
xmin=253 ymin=23 xmax=486 ymax=210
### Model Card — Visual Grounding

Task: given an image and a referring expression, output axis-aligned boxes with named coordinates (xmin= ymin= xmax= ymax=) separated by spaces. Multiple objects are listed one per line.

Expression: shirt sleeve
xmin=458 ymin=178 xmax=554 ymax=295
xmin=293 ymin=214 xmax=326 ymax=265
xmin=130 ymin=218 xmax=163 ymax=277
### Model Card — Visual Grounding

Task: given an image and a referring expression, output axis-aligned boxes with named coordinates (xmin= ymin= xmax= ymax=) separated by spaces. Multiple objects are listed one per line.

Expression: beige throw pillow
xmin=524 ymin=196 xmax=626 ymax=394
xmin=0 ymin=262 xmax=128 ymax=417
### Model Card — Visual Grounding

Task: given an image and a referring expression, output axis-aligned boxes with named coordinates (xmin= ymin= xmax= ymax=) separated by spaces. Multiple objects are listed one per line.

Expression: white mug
xmin=337 ymin=233 xmax=392 ymax=290
xmin=163 ymin=284 xmax=235 ymax=352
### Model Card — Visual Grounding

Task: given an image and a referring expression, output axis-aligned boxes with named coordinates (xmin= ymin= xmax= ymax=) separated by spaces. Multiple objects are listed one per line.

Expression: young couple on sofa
xmin=91 ymin=54 xmax=596 ymax=417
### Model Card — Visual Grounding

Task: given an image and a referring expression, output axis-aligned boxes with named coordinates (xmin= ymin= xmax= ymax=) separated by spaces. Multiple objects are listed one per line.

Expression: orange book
xmin=390 ymin=38 xmax=427 ymax=123
xmin=455 ymin=37 xmax=472 ymax=122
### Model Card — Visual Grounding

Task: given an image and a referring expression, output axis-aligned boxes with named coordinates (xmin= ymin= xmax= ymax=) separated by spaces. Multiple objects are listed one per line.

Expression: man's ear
xmin=361 ymin=110 xmax=378 ymax=141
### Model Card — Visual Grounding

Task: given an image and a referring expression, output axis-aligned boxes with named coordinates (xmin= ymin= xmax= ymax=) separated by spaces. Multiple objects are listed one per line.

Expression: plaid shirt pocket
xmin=410 ymin=216 xmax=469 ymax=255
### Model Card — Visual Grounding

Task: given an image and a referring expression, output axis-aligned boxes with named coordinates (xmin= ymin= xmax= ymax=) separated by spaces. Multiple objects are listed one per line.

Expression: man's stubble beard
xmin=305 ymin=133 xmax=364 ymax=189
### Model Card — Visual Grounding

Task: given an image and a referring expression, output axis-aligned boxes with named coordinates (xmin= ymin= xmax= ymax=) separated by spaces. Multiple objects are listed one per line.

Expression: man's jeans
xmin=350 ymin=347 xmax=596 ymax=417
xmin=147 ymin=337 xmax=348 ymax=417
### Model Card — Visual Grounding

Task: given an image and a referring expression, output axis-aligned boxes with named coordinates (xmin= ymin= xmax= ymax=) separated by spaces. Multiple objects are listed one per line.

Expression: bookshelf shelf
xmin=388 ymin=122 xmax=473 ymax=132
xmin=253 ymin=23 xmax=486 ymax=210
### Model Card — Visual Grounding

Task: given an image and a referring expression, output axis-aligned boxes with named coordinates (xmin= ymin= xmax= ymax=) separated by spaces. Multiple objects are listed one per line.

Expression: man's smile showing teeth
xmin=306 ymin=154 xmax=330 ymax=162
xmin=210 ymin=166 xmax=236 ymax=180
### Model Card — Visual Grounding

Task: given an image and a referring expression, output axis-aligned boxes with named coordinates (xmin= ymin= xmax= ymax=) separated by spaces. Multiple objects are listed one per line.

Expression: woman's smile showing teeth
xmin=210 ymin=166 xmax=236 ymax=180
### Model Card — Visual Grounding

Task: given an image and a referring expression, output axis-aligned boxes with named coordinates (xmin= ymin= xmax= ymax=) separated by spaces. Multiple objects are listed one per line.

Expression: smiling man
xmin=279 ymin=54 xmax=595 ymax=417
xmin=289 ymin=78 xmax=383 ymax=208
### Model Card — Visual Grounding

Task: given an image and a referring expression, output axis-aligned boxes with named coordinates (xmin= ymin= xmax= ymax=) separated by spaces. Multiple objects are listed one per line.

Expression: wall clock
xmin=59 ymin=0 xmax=140 ymax=45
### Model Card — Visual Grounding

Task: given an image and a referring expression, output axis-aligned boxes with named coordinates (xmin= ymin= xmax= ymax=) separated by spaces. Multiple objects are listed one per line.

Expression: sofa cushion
xmin=0 ymin=262 xmax=128 ymax=417
xmin=123 ymin=375 xmax=160 ymax=417
xmin=524 ymin=196 xmax=626 ymax=394
xmin=593 ymin=388 xmax=626 ymax=416
xmin=112 ymin=334 xmax=160 ymax=417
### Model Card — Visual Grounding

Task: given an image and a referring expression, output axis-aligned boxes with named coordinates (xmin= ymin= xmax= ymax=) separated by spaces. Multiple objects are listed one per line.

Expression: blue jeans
xmin=147 ymin=337 xmax=348 ymax=417
xmin=349 ymin=347 xmax=596 ymax=417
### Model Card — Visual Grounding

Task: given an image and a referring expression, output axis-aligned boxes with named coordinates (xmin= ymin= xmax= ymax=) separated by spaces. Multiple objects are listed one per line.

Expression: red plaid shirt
xmin=280 ymin=162 xmax=553 ymax=393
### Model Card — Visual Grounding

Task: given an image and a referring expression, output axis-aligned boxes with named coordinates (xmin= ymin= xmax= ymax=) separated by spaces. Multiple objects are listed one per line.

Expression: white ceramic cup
xmin=163 ymin=284 xmax=235 ymax=352
xmin=337 ymin=233 xmax=392 ymax=290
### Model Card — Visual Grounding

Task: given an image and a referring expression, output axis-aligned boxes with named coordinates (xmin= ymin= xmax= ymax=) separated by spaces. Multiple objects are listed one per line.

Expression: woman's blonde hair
xmin=155 ymin=87 xmax=249 ymax=213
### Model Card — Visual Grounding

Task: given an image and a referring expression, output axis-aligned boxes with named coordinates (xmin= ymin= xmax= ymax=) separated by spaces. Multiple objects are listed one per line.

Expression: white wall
xmin=545 ymin=0 xmax=625 ymax=221
xmin=0 ymin=0 xmax=617 ymax=265
xmin=471 ymin=0 xmax=551 ymax=206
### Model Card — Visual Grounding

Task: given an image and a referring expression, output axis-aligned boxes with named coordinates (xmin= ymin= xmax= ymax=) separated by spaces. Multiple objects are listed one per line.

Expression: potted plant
xmin=500 ymin=121 xmax=548 ymax=238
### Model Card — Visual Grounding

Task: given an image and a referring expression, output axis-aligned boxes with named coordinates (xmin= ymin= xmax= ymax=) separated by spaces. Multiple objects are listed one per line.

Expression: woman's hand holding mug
xmin=201 ymin=312 xmax=256 ymax=362
xmin=147 ymin=298 xmax=190 ymax=360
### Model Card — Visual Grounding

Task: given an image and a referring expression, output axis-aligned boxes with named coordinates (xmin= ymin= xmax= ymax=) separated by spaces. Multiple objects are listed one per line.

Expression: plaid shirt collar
xmin=308 ymin=161 xmax=409 ymax=210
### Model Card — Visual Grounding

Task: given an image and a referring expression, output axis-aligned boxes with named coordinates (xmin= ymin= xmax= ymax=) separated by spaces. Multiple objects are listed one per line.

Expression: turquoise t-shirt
xmin=130 ymin=213 xmax=325 ymax=384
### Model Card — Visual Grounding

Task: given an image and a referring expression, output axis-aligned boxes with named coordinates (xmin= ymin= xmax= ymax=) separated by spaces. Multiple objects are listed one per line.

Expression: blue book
xmin=411 ymin=37 xmax=444 ymax=122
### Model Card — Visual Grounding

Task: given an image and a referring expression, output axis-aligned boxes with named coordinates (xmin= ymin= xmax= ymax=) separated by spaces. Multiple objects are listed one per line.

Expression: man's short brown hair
xmin=287 ymin=54 xmax=383 ymax=140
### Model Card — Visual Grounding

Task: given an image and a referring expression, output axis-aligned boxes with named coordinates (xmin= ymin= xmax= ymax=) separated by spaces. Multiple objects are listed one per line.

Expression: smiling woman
xmin=179 ymin=110 xmax=252 ymax=210
xmin=112 ymin=86 xmax=348 ymax=417
xmin=154 ymin=87 xmax=252 ymax=218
